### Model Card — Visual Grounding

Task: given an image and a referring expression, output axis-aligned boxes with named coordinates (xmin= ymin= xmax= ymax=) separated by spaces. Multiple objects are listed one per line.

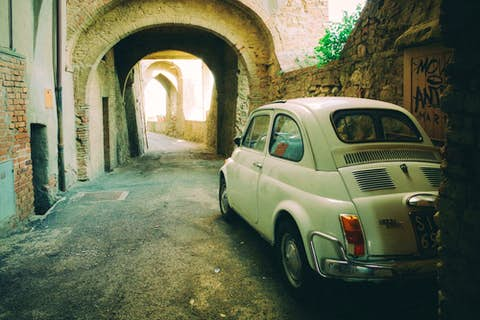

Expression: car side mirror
xmin=233 ymin=136 xmax=241 ymax=146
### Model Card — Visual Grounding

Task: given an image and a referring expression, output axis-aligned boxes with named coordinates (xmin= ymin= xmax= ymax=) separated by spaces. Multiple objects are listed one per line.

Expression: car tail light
xmin=340 ymin=214 xmax=365 ymax=257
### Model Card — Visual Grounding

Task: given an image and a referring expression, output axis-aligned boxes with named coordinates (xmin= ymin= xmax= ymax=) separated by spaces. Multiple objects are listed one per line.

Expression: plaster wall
xmin=85 ymin=50 xmax=130 ymax=180
xmin=132 ymin=65 xmax=147 ymax=155
xmin=62 ymin=70 xmax=78 ymax=188
xmin=27 ymin=0 xmax=59 ymax=185
xmin=0 ymin=0 xmax=67 ymax=220
xmin=0 ymin=1 xmax=8 ymax=48
xmin=86 ymin=69 xmax=104 ymax=180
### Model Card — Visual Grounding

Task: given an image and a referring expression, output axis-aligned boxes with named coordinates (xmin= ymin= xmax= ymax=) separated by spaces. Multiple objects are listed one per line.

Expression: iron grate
xmin=76 ymin=191 xmax=129 ymax=201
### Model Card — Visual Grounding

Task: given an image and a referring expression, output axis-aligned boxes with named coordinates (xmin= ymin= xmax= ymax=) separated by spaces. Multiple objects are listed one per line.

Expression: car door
xmin=228 ymin=110 xmax=272 ymax=224
xmin=256 ymin=113 xmax=308 ymax=230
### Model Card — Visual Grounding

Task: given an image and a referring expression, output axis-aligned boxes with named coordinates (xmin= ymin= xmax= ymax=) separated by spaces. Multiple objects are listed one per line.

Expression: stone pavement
xmin=0 ymin=133 xmax=437 ymax=320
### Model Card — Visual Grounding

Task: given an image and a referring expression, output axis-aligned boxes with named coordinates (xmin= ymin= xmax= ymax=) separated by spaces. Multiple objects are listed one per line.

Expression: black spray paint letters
xmin=412 ymin=55 xmax=452 ymax=112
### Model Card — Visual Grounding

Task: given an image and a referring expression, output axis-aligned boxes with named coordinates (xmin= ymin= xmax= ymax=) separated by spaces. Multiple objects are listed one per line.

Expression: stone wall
xmin=0 ymin=50 xmax=34 ymax=220
xmin=98 ymin=51 xmax=130 ymax=169
xmin=272 ymin=0 xmax=442 ymax=109
xmin=235 ymin=61 xmax=250 ymax=136
xmin=183 ymin=121 xmax=207 ymax=144
xmin=438 ymin=0 xmax=480 ymax=318
xmin=269 ymin=0 xmax=328 ymax=70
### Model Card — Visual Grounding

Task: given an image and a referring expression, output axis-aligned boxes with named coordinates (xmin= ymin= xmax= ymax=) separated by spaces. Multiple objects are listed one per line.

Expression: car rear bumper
xmin=309 ymin=231 xmax=438 ymax=282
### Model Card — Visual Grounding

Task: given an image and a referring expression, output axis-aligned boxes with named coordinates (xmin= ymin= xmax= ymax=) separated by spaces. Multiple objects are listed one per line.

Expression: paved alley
xmin=0 ymin=134 xmax=436 ymax=320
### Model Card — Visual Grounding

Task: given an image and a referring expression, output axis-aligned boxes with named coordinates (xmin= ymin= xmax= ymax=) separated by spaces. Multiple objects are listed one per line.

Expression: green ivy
xmin=314 ymin=5 xmax=362 ymax=67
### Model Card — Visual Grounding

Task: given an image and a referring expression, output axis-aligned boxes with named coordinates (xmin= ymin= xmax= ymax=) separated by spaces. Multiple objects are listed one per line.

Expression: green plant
xmin=314 ymin=5 xmax=362 ymax=67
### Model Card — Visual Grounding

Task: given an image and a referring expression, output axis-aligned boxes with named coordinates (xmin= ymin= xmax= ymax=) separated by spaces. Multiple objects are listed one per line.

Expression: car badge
xmin=400 ymin=163 xmax=408 ymax=174
xmin=379 ymin=218 xmax=403 ymax=228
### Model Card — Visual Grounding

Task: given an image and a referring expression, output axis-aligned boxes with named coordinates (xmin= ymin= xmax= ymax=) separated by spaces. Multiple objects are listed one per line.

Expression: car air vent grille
xmin=352 ymin=168 xmax=395 ymax=192
xmin=421 ymin=167 xmax=442 ymax=188
xmin=344 ymin=150 xmax=437 ymax=165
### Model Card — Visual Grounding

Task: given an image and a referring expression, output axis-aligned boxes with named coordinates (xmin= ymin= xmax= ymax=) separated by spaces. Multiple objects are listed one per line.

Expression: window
xmin=381 ymin=116 xmax=420 ymax=142
xmin=333 ymin=109 xmax=422 ymax=143
xmin=242 ymin=114 xmax=270 ymax=151
xmin=334 ymin=114 xmax=376 ymax=142
xmin=269 ymin=114 xmax=304 ymax=162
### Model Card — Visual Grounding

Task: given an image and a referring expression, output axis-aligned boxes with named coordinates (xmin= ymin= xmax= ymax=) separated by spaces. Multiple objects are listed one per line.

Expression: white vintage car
xmin=219 ymin=97 xmax=441 ymax=292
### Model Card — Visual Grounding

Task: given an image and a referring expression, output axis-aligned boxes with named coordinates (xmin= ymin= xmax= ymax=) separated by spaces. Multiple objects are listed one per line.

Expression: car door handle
xmin=252 ymin=161 xmax=263 ymax=169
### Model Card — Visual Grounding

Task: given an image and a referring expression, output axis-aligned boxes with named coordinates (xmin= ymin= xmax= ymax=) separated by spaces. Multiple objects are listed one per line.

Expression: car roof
xmin=257 ymin=97 xmax=407 ymax=116
xmin=252 ymin=97 xmax=434 ymax=171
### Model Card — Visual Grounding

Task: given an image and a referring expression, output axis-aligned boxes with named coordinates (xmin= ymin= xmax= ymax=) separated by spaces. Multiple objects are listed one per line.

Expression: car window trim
xmin=268 ymin=113 xmax=305 ymax=162
xmin=240 ymin=110 xmax=273 ymax=153
xmin=330 ymin=108 xmax=423 ymax=144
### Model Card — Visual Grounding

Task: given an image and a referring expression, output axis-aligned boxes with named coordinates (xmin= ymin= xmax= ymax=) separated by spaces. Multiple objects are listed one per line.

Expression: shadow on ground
xmin=0 ymin=133 xmax=438 ymax=320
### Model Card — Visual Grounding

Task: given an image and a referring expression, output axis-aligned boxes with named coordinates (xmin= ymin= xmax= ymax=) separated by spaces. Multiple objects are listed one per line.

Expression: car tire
xmin=276 ymin=220 xmax=313 ymax=297
xmin=219 ymin=176 xmax=235 ymax=221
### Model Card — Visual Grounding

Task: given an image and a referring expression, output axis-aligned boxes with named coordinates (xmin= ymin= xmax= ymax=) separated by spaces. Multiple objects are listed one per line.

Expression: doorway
xmin=102 ymin=97 xmax=111 ymax=172
xmin=30 ymin=123 xmax=50 ymax=214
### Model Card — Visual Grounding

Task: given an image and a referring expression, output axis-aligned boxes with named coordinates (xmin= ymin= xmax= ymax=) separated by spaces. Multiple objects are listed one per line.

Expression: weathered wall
xmin=0 ymin=50 xmax=34 ymax=221
xmin=235 ymin=61 xmax=250 ymax=136
xmin=183 ymin=121 xmax=207 ymax=144
xmin=438 ymin=0 xmax=480 ymax=318
xmin=272 ymin=0 xmax=442 ymax=109
xmin=98 ymin=51 xmax=129 ymax=169
xmin=0 ymin=0 xmax=66 ymax=222
xmin=0 ymin=1 xmax=8 ymax=48
xmin=28 ymin=0 xmax=62 ymax=203
xmin=66 ymin=0 xmax=328 ymax=71
xmin=132 ymin=64 xmax=147 ymax=155
xmin=84 ymin=49 xmax=130 ymax=180
xmin=268 ymin=0 xmax=328 ymax=70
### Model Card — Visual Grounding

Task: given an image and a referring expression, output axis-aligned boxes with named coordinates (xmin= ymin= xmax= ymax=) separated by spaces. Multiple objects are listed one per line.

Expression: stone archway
xmin=142 ymin=60 xmax=184 ymax=138
xmin=145 ymin=73 xmax=180 ymax=138
xmin=69 ymin=0 xmax=279 ymax=180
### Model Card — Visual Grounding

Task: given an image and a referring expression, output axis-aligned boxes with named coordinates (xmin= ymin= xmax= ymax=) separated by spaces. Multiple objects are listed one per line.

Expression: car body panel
xmin=219 ymin=97 xmax=441 ymax=282
xmin=338 ymin=161 xmax=440 ymax=256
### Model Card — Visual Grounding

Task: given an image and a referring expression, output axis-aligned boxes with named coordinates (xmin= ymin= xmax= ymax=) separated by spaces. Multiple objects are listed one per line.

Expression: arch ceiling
xmin=70 ymin=0 xmax=279 ymax=179
xmin=67 ymin=0 xmax=282 ymax=66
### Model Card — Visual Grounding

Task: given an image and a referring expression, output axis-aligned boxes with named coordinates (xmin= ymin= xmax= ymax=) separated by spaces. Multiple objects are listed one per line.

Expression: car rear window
xmin=332 ymin=109 xmax=422 ymax=143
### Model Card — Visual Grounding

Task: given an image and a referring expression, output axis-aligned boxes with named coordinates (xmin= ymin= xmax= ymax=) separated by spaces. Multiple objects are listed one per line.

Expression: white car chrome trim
xmin=407 ymin=193 xmax=437 ymax=207
xmin=308 ymin=231 xmax=438 ymax=281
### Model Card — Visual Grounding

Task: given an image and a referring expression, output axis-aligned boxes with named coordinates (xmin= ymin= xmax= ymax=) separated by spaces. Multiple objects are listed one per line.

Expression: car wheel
xmin=276 ymin=220 xmax=312 ymax=296
xmin=219 ymin=176 xmax=234 ymax=221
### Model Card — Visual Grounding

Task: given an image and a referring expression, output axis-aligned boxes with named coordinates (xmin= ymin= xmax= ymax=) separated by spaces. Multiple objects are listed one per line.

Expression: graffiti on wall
xmin=404 ymin=46 xmax=453 ymax=144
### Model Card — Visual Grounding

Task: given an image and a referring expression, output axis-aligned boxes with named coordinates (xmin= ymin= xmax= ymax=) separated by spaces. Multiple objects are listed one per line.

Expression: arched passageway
xmin=69 ymin=0 xmax=279 ymax=180
xmin=140 ymin=52 xmax=216 ymax=150
xmin=141 ymin=59 xmax=184 ymax=145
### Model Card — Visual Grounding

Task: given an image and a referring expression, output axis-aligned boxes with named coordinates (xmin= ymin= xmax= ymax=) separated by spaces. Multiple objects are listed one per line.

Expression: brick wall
xmin=0 ymin=50 xmax=34 ymax=220
xmin=438 ymin=0 xmax=480 ymax=318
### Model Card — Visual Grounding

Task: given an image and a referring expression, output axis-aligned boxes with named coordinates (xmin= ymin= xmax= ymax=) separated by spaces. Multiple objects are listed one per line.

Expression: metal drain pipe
xmin=8 ymin=0 xmax=13 ymax=49
xmin=55 ymin=0 xmax=66 ymax=191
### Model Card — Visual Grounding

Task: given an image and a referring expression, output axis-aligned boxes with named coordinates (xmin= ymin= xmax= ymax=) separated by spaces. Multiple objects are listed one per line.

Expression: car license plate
xmin=409 ymin=211 xmax=438 ymax=256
